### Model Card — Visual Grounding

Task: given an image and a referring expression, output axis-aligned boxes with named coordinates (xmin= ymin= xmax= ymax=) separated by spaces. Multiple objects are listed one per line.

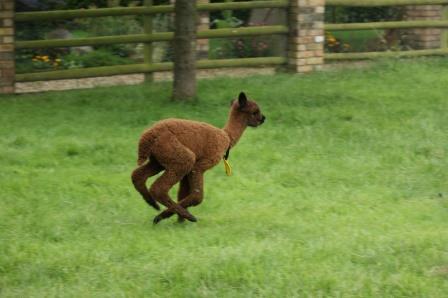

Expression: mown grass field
xmin=1 ymin=58 xmax=448 ymax=297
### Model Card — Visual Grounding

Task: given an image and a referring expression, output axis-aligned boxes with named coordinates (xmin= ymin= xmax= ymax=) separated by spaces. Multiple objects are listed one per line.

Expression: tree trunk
xmin=172 ymin=0 xmax=197 ymax=101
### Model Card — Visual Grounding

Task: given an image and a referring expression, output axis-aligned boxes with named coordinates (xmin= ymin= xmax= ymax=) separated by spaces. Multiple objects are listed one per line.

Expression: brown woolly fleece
xmin=131 ymin=92 xmax=265 ymax=224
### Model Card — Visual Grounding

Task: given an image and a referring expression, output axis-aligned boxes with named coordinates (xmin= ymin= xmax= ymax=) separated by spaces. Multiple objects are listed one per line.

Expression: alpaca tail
xmin=136 ymin=130 xmax=156 ymax=166
xmin=137 ymin=152 xmax=148 ymax=166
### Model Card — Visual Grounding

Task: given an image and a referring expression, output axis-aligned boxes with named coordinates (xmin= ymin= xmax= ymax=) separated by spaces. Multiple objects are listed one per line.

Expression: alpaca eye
xmin=252 ymin=111 xmax=258 ymax=116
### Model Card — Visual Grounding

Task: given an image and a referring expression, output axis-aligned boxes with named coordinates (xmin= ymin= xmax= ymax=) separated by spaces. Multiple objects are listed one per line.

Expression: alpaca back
xmin=138 ymin=119 xmax=230 ymax=165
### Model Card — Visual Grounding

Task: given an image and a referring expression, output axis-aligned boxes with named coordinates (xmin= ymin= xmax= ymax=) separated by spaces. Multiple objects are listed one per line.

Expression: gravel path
xmin=15 ymin=68 xmax=276 ymax=93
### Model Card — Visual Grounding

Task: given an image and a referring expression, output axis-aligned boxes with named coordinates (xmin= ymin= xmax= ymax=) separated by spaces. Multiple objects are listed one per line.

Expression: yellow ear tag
xmin=223 ymin=159 xmax=232 ymax=176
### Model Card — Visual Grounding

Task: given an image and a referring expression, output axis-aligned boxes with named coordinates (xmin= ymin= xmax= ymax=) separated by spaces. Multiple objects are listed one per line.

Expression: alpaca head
xmin=230 ymin=92 xmax=266 ymax=127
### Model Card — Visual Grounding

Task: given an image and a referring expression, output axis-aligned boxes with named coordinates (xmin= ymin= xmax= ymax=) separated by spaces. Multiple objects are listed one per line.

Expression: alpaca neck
xmin=223 ymin=113 xmax=247 ymax=148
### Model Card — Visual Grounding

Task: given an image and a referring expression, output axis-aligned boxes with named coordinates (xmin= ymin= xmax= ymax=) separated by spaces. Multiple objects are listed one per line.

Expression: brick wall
xmin=288 ymin=0 xmax=325 ymax=73
xmin=405 ymin=5 xmax=443 ymax=49
xmin=0 ymin=0 xmax=15 ymax=94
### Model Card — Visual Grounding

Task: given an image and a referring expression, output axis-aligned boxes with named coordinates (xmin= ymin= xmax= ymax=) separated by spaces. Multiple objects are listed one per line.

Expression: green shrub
xmin=16 ymin=50 xmax=134 ymax=74
xmin=209 ymin=12 xmax=274 ymax=59
xmin=74 ymin=15 xmax=142 ymax=58
xmin=325 ymin=6 xmax=403 ymax=23
xmin=63 ymin=50 xmax=134 ymax=68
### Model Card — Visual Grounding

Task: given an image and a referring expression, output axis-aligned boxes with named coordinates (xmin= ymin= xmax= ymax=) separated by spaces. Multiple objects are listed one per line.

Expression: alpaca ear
xmin=238 ymin=92 xmax=247 ymax=108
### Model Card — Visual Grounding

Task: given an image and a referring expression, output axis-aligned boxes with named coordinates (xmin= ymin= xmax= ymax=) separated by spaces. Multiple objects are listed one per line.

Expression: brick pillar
xmin=405 ymin=5 xmax=443 ymax=49
xmin=444 ymin=6 xmax=448 ymax=48
xmin=196 ymin=0 xmax=209 ymax=59
xmin=0 ymin=0 xmax=15 ymax=94
xmin=288 ymin=0 xmax=325 ymax=73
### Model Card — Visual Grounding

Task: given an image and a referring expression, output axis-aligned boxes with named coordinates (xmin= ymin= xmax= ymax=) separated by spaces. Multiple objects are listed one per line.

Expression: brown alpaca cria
xmin=131 ymin=92 xmax=265 ymax=224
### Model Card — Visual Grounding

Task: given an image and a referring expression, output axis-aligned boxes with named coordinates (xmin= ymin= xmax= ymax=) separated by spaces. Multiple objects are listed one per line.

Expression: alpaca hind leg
xmin=131 ymin=160 xmax=164 ymax=210
xmin=149 ymin=133 xmax=197 ymax=223
xmin=149 ymin=169 xmax=197 ymax=223
xmin=154 ymin=171 xmax=204 ymax=222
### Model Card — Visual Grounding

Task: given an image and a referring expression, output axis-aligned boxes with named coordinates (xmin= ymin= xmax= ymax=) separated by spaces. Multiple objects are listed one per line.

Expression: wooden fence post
xmin=288 ymin=0 xmax=325 ymax=73
xmin=0 ymin=0 xmax=15 ymax=94
xmin=143 ymin=0 xmax=153 ymax=82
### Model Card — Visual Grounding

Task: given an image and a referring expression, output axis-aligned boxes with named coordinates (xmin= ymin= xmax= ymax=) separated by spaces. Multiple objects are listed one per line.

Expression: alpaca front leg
xmin=177 ymin=175 xmax=191 ymax=223
xmin=154 ymin=171 xmax=204 ymax=223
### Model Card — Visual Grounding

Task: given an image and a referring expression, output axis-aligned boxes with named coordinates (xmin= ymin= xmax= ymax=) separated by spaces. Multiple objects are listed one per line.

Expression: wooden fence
xmin=2 ymin=0 xmax=448 ymax=89
xmin=326 ymin=0 xmax=448 ymax=61
xmin=14 ymin=1 xmax=289 ymax=83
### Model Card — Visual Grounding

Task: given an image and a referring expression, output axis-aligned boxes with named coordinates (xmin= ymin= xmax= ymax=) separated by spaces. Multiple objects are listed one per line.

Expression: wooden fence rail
xmin=15 ymin=0 xmax=288 ymax=22
xmin=326 ymin=48 xmax=448 ymax=60
xmin=326 ymin=0 xmax=448 ymax=6
xmin=326 ymin=20 xmax=448 ymax=31
xmin=15 ymin=57 xmax=287 ymax=82
xmin=15 ymin=26 xmax=288 ymax=49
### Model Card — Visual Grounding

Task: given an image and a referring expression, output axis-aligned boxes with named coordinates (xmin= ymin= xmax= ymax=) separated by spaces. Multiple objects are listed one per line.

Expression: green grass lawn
xmin=1 ymin=58 xmax=448 ymax=297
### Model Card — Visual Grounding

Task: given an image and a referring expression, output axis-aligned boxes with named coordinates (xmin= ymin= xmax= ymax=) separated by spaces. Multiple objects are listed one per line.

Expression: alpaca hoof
xmin=185 ymin=214 xmax=197 ymax=222
xmin=177 ymin=214 xmax=197 ymax=222
xmin=178 ymin=209 xmax=197 ymax=222
xmin=153 ymin=215 xmax=163 ymax=225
